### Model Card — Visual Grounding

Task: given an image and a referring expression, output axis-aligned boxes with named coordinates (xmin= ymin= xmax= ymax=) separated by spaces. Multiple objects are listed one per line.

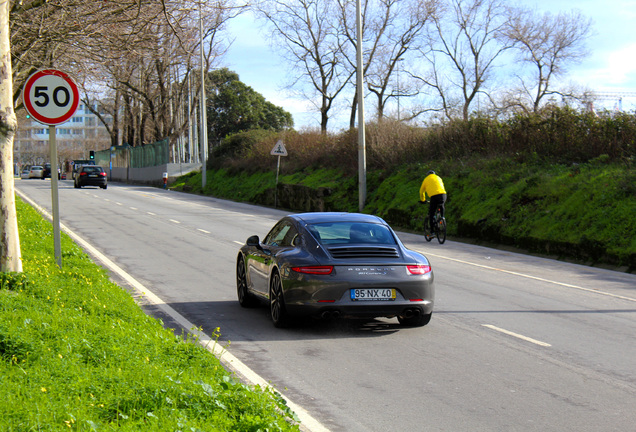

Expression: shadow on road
xmin=141 ymin=300 xmax=417 ymax=343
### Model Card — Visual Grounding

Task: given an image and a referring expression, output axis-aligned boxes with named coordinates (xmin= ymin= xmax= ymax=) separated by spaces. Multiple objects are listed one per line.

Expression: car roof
xmin=290 ymin=212 xmax=386 ymax=225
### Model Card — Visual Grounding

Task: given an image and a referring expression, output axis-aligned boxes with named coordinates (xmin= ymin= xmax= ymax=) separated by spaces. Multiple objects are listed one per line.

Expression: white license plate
xmin=351 ymin=288 xmax=396 ymax=301
xmin=89 ymin=174 xmax=98 ymax=177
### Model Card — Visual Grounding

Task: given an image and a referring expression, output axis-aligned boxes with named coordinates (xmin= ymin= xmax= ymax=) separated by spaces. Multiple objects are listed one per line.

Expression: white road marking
xmin=130 ymin=207 xmax=138 ymax=211
xmin=17 ymin=190 xmax=330 ymax=432
xmin=420 ymin=250 xmax=636 ymax=303
xmin=482 ymin=325 xmax=552 ymax=347
xmin=198 ymin=229 xmax=211 ymax=234
xmin=233 ymin=241 xmax=243 ymax=245
xmin=169 ymin=219 xmax=181 ymax=224
xmin=147 ymin=212 xmax=156 ymax=216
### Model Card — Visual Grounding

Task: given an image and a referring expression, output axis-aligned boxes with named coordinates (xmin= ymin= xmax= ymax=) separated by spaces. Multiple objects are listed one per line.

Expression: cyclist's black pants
xmin=428 ymin=193 xmax=447 ymax=232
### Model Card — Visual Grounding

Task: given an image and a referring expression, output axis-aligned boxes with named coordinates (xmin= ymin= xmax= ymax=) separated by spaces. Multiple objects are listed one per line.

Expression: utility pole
xmin=356 ymin=0 xmax=366 ymax=212
xmin=199 ymin=1 xmax=208 ymax=188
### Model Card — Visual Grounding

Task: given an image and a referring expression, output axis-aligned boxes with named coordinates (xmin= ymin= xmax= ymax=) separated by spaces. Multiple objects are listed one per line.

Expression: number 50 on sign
xmin=22 ymin=69 xmax=79 ymax=125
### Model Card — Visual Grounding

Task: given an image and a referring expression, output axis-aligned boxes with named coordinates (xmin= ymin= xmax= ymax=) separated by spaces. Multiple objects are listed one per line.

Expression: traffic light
xmin=89 ymin=150 xmax=95 ymax=160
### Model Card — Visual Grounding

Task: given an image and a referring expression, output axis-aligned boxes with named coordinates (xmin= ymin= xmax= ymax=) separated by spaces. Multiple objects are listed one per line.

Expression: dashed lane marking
xmin=482 ymin=325 xmax=552 ymax=347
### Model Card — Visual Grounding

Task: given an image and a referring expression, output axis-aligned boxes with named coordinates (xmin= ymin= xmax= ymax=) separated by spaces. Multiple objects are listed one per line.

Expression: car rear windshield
xmin=83 ymin=167 xmax=103 ymax=173
xmin=307 ymin=222 xmax=396 ymax=245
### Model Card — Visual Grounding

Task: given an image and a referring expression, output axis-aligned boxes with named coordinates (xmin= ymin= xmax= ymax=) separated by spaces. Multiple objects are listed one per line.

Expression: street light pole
xmin=199 ymin=1 xmax=208 ymax=189
xmin=356 ymin=0 xmax=366 ymax=212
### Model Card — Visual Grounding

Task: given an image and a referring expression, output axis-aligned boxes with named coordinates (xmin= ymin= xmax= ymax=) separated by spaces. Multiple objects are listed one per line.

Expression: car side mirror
xmin=246 ymin=235 xmax=261 ymax=248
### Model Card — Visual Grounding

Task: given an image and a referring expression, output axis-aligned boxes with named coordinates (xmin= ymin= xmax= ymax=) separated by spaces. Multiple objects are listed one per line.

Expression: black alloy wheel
xmin=269 ymin=271 xmax=289 ymax=328
xmin=236 ymin=256 xmax=257 ymax=307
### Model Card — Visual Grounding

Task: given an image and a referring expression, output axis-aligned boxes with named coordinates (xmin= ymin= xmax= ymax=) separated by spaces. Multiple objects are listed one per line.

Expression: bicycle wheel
xmin=436 ymin=217 xmax=447 ymax=244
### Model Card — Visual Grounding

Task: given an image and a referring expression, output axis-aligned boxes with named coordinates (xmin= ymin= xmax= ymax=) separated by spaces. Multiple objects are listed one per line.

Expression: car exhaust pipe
xmin=321 ymin=310 xmax=341 ymax=320
xmin=402 ymin=308 xmax=421 ymax=319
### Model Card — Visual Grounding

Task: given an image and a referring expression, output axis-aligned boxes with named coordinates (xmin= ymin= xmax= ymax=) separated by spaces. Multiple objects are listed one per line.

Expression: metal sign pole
xmin=270 ymin=140 xmax=287 ymax=209
xmin=49 ymin=125 xmax=62 ymax=267
xmin=22 ymin=69 xmax=79 ymax=269
xmin=275 ymin=155 xmax=281 ymax=208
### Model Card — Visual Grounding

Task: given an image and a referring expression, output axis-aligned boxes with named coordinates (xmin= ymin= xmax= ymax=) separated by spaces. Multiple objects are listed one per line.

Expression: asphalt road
xmin=15 ymin=179 xmax=636 ymax=432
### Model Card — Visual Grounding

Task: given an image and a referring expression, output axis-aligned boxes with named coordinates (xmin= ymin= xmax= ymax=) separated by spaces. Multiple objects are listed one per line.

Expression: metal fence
xmin=95 ymin=139 xmax=170 ymax=169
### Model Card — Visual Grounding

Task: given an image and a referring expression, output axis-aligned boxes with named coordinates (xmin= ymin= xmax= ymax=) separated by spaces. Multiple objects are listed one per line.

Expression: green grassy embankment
xmin=171 ymin=155 xmax=635 ymax=272
xmin=0 ymin=198 xmax=301 ymax=431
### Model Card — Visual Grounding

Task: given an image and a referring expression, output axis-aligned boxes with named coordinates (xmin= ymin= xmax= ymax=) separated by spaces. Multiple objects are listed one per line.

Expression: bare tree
xmin=0 ymin=0 xmax=21 ymax=272
xmin=10 ymin=0 xmax=243 ymax=151
xmin=337 ymin=0 xmax=437 ymax=127
xmin=503 ymin=7 xmax=592 ymax=113
xmin=72 ymin=1 xmax=242 ymax=151
xmin=416 ymin=0 xmax=513 ymax=121
xmin=256 ymin=0 xmax=350 ymax=132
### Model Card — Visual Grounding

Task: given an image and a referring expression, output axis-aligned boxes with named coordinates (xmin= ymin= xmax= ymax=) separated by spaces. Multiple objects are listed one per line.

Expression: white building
xmin=14 ymin=103 xmax=112 ymax=168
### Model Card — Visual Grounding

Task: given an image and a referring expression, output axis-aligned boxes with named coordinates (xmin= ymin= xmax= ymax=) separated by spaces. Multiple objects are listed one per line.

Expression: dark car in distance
xmin=236 ymin=212 xmax=435 ymax=328
xmin=74 ymin=165 xmax=107 ymax=189
xmin=42 ymin=163 xmax=61 ymax=180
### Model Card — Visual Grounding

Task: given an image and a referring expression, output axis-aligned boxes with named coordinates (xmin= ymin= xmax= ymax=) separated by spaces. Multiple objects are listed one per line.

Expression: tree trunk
xmin=0 ymin=0 xmax=22 ymax=272
xmin=349 ymin=89 xmax=357 ymax=130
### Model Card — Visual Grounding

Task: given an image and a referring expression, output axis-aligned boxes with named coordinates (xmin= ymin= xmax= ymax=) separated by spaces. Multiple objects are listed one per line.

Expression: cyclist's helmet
xmin=427 ymin=170 xmax=436 ymax=176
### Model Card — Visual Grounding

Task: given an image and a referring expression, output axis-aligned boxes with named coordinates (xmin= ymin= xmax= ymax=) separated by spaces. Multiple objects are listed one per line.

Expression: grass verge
xmin=0 ymin=198 xmax=301 ymax=431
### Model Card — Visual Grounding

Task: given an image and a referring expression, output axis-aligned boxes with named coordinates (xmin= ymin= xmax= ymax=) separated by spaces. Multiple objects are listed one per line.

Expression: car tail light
xmin=99 ymin=172 xmax=106 ymax=177
xmin=292 ymin=266 xmax=333 ymax=275
xmin=79 ymin=172 xmax=87 ymax=176
xmin=406 ymin=265 xmax=431 ymax=275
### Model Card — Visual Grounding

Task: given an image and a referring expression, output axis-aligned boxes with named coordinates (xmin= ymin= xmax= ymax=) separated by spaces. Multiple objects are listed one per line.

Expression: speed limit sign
xmin=22 ymin=69 xmax=79 ymax=125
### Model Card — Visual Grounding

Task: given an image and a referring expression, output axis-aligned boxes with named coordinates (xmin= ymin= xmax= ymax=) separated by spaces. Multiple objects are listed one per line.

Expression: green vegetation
xmin=207 ymin=68 xmax=294 ymax=142
xmin=0 ymin=199 xmax=301 ymax=431
xmin=171 ymin=108 xmax=636 ymax=271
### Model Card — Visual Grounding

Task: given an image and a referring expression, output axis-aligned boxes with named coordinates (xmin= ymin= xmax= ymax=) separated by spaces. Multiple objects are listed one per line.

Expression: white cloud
xmin=586 ymin=43 xmax=636 ymax=87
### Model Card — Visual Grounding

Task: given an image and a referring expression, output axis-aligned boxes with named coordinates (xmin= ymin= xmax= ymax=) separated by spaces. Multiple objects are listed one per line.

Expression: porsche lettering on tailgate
xmin=347 ymin=267 xmax=396 ymax=275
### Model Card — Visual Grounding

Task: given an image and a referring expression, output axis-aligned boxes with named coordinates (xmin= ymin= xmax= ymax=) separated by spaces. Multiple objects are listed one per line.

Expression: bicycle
xmin=422 ymin=201 xmax=447 ymax=244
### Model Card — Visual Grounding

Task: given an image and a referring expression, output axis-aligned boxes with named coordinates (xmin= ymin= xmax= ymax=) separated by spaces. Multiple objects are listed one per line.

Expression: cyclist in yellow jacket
xmin=419 ymin=170 xmax=447 ymax=234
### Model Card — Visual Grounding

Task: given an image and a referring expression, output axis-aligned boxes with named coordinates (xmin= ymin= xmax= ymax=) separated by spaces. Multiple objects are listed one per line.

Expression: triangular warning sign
xmin=271 ymin=140 xmax=288 ymax=156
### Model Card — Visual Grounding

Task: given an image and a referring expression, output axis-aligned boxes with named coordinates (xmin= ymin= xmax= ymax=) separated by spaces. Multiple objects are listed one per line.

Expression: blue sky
xmin=221 ymin=1 xmax=636 ymax=130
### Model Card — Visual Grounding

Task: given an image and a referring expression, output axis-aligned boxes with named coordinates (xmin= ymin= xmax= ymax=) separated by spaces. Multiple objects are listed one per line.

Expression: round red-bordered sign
xmin=22 ymin=69 xmax=79 ymax=125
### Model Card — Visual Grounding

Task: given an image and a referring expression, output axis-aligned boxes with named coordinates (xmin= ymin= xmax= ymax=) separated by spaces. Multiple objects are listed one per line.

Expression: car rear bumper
xmin=79 ymin=179 xmax=107 ymax=187
xmin=284 ymin=282 xmax=434 ymax=320
xmin=286 ymin=299 xmax=434 ymax=319
xmin=280 ymin=265 xmax=434 ymax=319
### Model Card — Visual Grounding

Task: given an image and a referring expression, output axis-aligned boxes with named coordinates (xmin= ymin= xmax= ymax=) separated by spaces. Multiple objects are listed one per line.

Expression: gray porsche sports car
xmin=236 ymin=212 xmax=435 ymax=328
